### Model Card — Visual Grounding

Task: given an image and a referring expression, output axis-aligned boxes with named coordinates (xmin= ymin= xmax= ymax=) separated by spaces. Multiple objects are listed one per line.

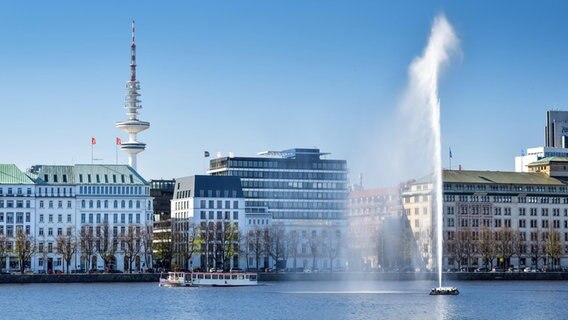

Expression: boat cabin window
xmin=198 ymin=274 xmax=204 ymax=279
xmin=232 ymin=275 xmax=237 ymax=280
xmin=212 ymin=274 xmax=219 ymax=280
xmin=205 ymin=274 xmax=212 ymax=279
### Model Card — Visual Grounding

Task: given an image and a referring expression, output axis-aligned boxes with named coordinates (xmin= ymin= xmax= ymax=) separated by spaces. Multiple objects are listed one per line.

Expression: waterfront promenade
xmin=2 ymin=271 xmax=568 ymax=283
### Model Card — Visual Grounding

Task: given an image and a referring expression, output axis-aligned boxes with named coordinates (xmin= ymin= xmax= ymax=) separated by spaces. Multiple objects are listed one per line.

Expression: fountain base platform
xmin=430 ymin=287 xmax=459 ymax=295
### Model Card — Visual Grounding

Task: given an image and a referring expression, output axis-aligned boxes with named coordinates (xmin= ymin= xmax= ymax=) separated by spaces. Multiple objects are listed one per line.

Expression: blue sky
xmin=1 ymin=1 xmax=568 ymax=187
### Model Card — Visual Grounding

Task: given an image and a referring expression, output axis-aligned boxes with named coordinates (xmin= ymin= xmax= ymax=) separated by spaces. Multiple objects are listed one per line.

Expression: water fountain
xmin=402 ymin=14 xmax=459 ymax=294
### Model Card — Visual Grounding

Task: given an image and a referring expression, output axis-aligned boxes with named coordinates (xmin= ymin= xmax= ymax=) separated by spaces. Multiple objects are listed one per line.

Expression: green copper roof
xmin=0 ymin=164 xmax=35 ymax=184
xmin=28 ymin=164 xmax=148 ymax=185
xmin=527 ymin=157 xmax=568 ymax=166
xmin=443 ymin=170 xmax=565 ymax=186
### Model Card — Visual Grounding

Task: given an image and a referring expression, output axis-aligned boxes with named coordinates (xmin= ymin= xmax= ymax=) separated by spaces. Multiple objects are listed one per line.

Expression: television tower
xmin=116 ymin=20 xmax=150 ymax=171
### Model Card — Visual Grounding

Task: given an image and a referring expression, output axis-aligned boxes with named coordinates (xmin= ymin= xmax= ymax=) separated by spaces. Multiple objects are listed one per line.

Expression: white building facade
xmin=0 ymin=164 xmax=153 ymax=273
xmin=171 ymin=175 xmax=245 ymax=271
xmin=403 ymin=163 xmax=568 ymax=272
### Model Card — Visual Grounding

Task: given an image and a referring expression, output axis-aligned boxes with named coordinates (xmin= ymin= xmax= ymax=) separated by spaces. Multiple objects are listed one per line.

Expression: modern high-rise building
xmin=545 ymin=110 xmax=568 ymax=148
xmin=116 ymin=21 xmax=150 ymax=171
xmin=208 ymin=148 xmax=349 ymax=271
xmin=515 ymin=111 xmax=568 ymax=172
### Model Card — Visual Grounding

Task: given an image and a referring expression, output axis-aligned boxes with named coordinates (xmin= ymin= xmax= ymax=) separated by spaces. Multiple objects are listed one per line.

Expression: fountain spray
xmin=406 ymin=14 xmax=459 ymax=291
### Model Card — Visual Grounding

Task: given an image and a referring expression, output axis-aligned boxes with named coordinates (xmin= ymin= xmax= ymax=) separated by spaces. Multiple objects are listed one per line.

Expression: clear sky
xmin=1 ymin=1 xmax=568 ymax=187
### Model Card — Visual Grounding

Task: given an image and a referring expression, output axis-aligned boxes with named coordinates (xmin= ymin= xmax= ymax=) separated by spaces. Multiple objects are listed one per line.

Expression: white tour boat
xmin=159 ymin=272 xmax=192 ymax=287
xmin=159 ymin=271 xmax=258 ymax=287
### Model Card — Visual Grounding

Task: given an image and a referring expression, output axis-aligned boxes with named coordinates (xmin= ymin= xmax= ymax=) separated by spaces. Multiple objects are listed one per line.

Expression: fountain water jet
xmin=403 ymin=14 xmax=459 ymax=291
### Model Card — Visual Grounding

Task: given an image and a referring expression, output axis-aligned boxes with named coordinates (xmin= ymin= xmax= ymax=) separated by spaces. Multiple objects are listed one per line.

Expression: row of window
xmin=37 ymin=187 xmax=73 ymax=197
xmin=80 ymin=199 xmax=150 ymax=210
xmin=0 ymin=200 xmax=31 ymax=209
xmin=243 ymin=190 xmax=347 ymax=201
xmin=79 ymin=185 xmax=147 ymax=196
xmin=0 ymin=212 xmax=31 ymax=223
xmin=271 ymin=211 xmax=344 ymax=220
xmin=443 ymin=183 xmax=566 ymax=193
xmin=80 ymin=213 xmax=142 ymax=224
xmin=39 ymin=200 xmax=72 ymax=209
xmin=447 ymin=206 xmax=568 ymax=217
xmin=0 ymin=187 xmax=32 ymax=196
xmin=0 ymin=225 xmax=30 ymax=237
xmin=38 ymin=226 xmax=72 ymax=237
xmin=261 ymin=200 xmax=345 ymax=210
xmin=76 ymin=173 xmax=133 ymax=184
xmin=241 ymin=180 xmax=347 ymax=190
xmin=210 ymin=158 xmax=346 ymax=171
xmin=447 ymin=217 xmax=568 ymax=229
xmin=228 ymin=170 xmax=347 ymax=181
xmin=173 ymin=200 xmax=240 ymax=211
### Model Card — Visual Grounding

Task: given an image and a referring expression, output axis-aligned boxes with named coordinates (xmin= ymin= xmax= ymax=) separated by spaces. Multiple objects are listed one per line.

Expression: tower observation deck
xmin=116 ymin=20 xmax=150 ymax=171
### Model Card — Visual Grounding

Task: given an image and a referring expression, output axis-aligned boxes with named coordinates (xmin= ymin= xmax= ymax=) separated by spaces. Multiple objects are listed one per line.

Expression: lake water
xmin=0 ymin=280 xmax=566 ymax=319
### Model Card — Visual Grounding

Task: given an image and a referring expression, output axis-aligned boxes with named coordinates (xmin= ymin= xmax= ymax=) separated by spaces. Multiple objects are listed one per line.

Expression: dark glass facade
xmin=209 ymin=148 xmax=348 ymax=221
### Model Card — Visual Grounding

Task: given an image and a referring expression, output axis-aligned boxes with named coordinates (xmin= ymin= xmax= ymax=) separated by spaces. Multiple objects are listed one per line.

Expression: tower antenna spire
xmin=130 ymin=20 xmax=137 ymax=82
xmin=116 ymin=20 xmax=150 ymax=171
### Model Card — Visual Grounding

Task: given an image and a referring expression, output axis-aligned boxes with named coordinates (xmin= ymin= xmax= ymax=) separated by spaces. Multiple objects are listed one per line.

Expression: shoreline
xmin=1 ymin=271 xmax=568 ymax=283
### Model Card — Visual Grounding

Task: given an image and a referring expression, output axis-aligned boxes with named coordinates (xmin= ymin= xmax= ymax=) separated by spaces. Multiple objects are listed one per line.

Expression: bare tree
xmin=308 ymin=231 xmax=321 ymax=271
xmin=323 ymin=229 xmax=341 ymax=272
xmin=173 ymin=221 xmax=201 ymax=271
xmin=478 ymin=227 xmax=497 ymax=270
xmin=458 ymin=227 xmax=474 ymax=270
xmin=496 ymin=227 xmax=516 ymax=269
xmin=247 ymin=227 xmax=265 ymax=272
xmin=266 ymin=224 xmax=286 ymax=269
xmin=286 ymin=230 xmax=299 ymax=271
xmin=14 ymin=229 xmax=35 ymax=274
xmin=79 ymin=226 xmax=96 ymax=271
xmin=121 ymin=224 xmax=143 ymax=273
xmin=96 ymin=222 xmax=116 ymax=271
xmin=0 ymin=233 xmax=9 ymax=272
xmin=445 ymin=231 xmax=461 ymax=270
xmin=529 ymin=229 xmax=544 ymax=270
xmin=55 ymin=229 xmax=77 ymax=274
xmin=545 ymin=228 xmax=564 ymax=271
xmin=222 ymin=221 xmax=239 ymax=271
xmin=141 ymin=226 xmax=153 ymax=271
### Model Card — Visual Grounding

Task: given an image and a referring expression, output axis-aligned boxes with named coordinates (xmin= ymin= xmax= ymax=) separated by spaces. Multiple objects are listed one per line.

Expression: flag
xmin=204 ymin=151 xmax=210 ymax=158
xmin=91 ymin=137 xmax=96 ymax=145
xmin=116 ymin=137 xmax=122 ymax=145
xmin=449 ymin=148 xmax=452 ymax=158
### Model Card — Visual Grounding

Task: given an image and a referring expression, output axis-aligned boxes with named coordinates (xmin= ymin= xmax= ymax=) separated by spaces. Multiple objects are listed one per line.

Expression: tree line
xmin=0 ymin=223 xmax=151 ymax=274
xmin=446 ymin=226 xmax=565 ymax=271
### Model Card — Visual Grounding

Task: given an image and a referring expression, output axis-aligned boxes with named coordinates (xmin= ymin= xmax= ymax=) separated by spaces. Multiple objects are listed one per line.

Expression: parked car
xmin=229 ymin=268 xmax=244 ymax=273
xmin=475 ymin=267 xmax=489 ymax=272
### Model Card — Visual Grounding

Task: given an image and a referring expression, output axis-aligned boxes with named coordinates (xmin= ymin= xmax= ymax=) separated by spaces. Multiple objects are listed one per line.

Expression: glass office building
xmin=208 ymin=148 xmax=349 ymax=222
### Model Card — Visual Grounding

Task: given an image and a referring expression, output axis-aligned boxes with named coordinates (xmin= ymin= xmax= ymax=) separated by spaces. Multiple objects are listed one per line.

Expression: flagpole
xmin=91 ymin=142 xmax=94 ymax=165
xmin=449 ymin=147 xmax=452 ymax=171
